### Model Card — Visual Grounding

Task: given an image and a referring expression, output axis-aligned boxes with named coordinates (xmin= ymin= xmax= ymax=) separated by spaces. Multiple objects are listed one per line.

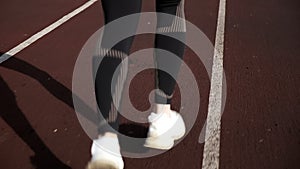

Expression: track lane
xmin=2 ymin=0 xmax=298 ymax=168
xmin=0 ymin=0 xmax=88 ymax=53
xmin=0 ymin=0 xmax=221 ymax=168
xmin=0 ymin=2 xmax=102 ymax=168
xmin=220 ymin=0 xmax=300 ymax=168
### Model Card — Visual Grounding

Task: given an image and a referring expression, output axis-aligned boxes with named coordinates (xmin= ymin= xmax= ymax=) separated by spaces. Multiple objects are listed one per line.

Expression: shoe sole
xmin=86 ymin=160 xmax=119 ymax=169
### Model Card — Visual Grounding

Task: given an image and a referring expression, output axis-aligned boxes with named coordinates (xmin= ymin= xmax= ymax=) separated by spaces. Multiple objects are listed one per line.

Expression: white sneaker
xmin=86 ymin=136 xmax=124 ymax=169
xmin=144 ymin=110 xmax=186 ymax=150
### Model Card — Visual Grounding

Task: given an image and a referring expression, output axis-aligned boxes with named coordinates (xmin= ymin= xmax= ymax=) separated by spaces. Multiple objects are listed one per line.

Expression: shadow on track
xmin=0 ymin=54 xmax=149 ymax=167
xmin=1 ymin=55 xmax=101 ymax=124
xmin=0 ymin=74 xmax=71 ymax=169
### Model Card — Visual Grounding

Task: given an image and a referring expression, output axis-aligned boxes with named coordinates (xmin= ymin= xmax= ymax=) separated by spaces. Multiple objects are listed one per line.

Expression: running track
xmin=0 ymin=0 xmax=299 ymax=169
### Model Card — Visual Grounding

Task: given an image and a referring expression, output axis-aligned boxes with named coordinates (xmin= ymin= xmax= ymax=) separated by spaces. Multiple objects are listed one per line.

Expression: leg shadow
xmin=118 ymin=123 xmax=149 ymax=153
xmin=1 ymin=55 xmax=100 ymax=125
xmin=0 ymin=54 xmax=99 ymax=168
xmin=0 ymin=75 xmax=71 ymax=169
xmin=0 ymin=54 xmax=152 ymax=164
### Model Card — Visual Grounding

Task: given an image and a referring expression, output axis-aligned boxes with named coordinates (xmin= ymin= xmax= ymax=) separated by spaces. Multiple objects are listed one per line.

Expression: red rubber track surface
xmin=0 ymin=0 xmax=299 ymax=169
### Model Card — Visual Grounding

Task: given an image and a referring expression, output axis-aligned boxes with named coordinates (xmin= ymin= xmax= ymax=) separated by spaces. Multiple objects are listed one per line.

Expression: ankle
xmin=99 ymin=132 xmax=118 ymax=138
xmin=154 ymin=103 xmax=171 ymax=114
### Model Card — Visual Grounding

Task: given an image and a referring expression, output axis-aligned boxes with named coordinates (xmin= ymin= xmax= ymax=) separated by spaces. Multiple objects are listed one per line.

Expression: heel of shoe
xmin=172 ymin=114 xmax=186 ymax=140
xmin=144 ymin=136 xmax=174 ymax=150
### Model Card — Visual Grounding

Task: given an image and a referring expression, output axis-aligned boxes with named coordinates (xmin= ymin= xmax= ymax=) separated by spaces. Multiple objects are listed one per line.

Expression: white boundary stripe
xmin=0 ymin=0 xmax=98 ymax=64
xmin=201 ymin=0 xmax=226 ymax=168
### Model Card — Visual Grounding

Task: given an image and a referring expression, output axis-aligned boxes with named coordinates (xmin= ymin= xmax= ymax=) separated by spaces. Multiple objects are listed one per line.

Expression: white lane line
xmin=201 ymin=0 xmax=226 ymax=168
xmin=0 ymin=0 xmax=98 ymax=64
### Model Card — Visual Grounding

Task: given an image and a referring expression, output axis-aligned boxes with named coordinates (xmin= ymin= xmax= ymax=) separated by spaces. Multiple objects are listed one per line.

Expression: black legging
xmin=95 ymin=0 xmax=186 ymax=134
